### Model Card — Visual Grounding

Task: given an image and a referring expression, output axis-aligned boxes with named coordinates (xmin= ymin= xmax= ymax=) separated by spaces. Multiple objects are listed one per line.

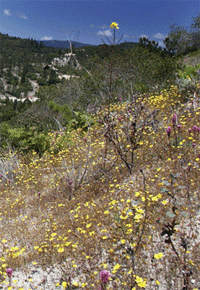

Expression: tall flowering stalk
xmin=171 ymin=113 xmax=178 ymax=147
xmin=166 ymin=126 xmax=172 ymax=145
xmin=6 ymin=268 xmax=13 ymax=287
xmin=110 ymin=22 xmax=119 ymax=45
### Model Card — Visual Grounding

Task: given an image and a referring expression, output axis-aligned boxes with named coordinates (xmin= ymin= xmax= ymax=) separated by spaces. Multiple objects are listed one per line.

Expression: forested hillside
xmin=0 ymin=31 xmax=183 ymax=155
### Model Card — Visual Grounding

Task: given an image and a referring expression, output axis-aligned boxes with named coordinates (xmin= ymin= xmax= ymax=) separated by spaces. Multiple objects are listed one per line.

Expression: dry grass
xmin=0 ymin=84 xmax=200 ymax=290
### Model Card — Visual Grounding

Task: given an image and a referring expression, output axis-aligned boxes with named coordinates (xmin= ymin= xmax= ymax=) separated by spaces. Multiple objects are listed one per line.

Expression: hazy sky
xmin=1 ymin=0 xmax=199 ymax=46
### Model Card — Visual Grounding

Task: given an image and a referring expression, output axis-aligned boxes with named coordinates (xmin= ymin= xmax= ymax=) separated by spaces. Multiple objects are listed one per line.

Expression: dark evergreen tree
xmin=190 ymin=12 xmax=200 ymax=50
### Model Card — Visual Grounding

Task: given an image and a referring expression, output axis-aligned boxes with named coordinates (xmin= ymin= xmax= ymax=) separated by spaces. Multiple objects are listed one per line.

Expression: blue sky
xmin=1 ymin=0 xmax=199 ymax=47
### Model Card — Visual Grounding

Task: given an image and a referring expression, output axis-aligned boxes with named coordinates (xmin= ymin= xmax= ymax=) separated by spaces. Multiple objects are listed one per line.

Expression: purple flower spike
xmin=177 ymin=125 xmax=182 ymax=129
xmin=69 ymin=180 xmax=73 ymax=185
xmin=166 ymin=126 xmax=172 ymax=138
xmin=100 ymin=270 xmax=111 ymax=283
xmin=172 ymin=114 xmax=177 ymax=126
xmin=6 ymin=268 xmax=13 ymax=277
xmin=192 ymin=143 xmax=196 ymax=148
xmin=193 ymin=125 xmax=198 ymax=132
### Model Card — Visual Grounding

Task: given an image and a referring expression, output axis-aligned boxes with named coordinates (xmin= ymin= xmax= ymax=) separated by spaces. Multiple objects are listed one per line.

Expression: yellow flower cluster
xmin=110 ymin=22 xmax=119 ymax=29
xmin=134 ymin=275 xmax=147 ymax=288
xmin=148 ymin=85 xmax=181 ymax=110
xmin=154 ymin=252 xmax=163 ymax=259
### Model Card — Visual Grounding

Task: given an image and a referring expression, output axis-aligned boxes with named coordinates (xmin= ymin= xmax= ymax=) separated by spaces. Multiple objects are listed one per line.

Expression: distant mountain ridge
xmin=36 ymin=40 xmax=95 ymax=49
xmin=36 ymin=40 xmax=139 ymax=50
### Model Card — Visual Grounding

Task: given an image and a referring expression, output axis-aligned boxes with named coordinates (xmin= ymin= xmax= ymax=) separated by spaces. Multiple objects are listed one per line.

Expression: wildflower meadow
xmin=0 ymin=22 xmax=199 ymax=290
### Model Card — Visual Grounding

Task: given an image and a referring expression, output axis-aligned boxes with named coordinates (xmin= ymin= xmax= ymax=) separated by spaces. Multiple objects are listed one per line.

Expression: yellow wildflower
xmin=113 ymin=263 xmax=121 ymax=271
xmin=135 ymin=275 xmax=147 ymax=288
xmin=110 ymin=22 xmax=119 ymax=29
xmin=62 ymin=281 xmax=68 ymax=288
xmin=154 ymin=252 xmax=163 ymax=259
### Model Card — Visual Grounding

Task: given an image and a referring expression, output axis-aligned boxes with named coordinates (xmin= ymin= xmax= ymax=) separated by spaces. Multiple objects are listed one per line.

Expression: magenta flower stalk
xmin=177 ymin=124 xmax=182 ymax=140
xmin=100 ymin=270 xmax=111 ymax=289
xmin=172 ymin=114 xmax=177 ymax=126
xmin=192 ymin=125 xmax=198 ymax=132
xmin=6 ymin=268 xmax=13 ymax=287
xmin=166 ymin=126 xmax=171 ymax=138
xmin=171 ymin=115 xmax=178 ymax=146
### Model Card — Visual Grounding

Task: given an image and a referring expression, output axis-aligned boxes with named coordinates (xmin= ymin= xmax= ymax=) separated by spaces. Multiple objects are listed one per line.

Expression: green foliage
xmin=37 ymin=76 xmax=48 ymax=86
xmin=0 ymin=79 xmax=4 ymax=92
xmin=81 ymin=44 xmax=178 ymax=103
xmin=48 ymin=100 xmax=72 ymax=125
xmin=0 ymin=98 xmax=16 ymax=122
xmin=5 ymin=71 xmax=19 ymax=86
xmin=35 ymin=84 xmax=60 ymax=101
xmin=14 ymin=99 xmax=33 ymax=113
xmin=0 ymin=122 xmax=12 ymax=148
xmin=48 ymin=69 xmax=60 ymax=85
xmin=138 ymin=37 xmax=163 ymax=55
xmin=26 ymin=72 xmax=37 ymax=80
xmin=164 ymin=24 xmax=191 ymax=56
xmin=177 ymin=63 xmax=200 ymax=79
xmin=13 ymin=104 xmax=56 ymax=132
xmin=0 ymin=125 xmax=50 ymax=156
xmin=37 ymin=67 xmax=60 ymax=87
xmin=164 ymin=12 xmax=200 ymax=56
xmin=20 ymin=79 xmax=33 ymax=92
xmin=190 ymin=12 xmax=200 ymax=50
xmin=69 ymin=111 xmax=94 ymax=131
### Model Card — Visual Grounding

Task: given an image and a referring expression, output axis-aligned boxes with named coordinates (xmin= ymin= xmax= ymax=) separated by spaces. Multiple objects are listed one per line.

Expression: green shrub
xmin=68 ymin=111 xmax=94 ymax=131
xmin=0 ymin=125 xmax=50 ymax=156
xmin=0 ymin=99 xmax=16 ymax=122
xmin=178 ymin=64 xmax=200 ymax=79
xmin=48 ymin=101 xmax=72 ymax=125
xmin=26 ymin=72 xmax=37 ymax=80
